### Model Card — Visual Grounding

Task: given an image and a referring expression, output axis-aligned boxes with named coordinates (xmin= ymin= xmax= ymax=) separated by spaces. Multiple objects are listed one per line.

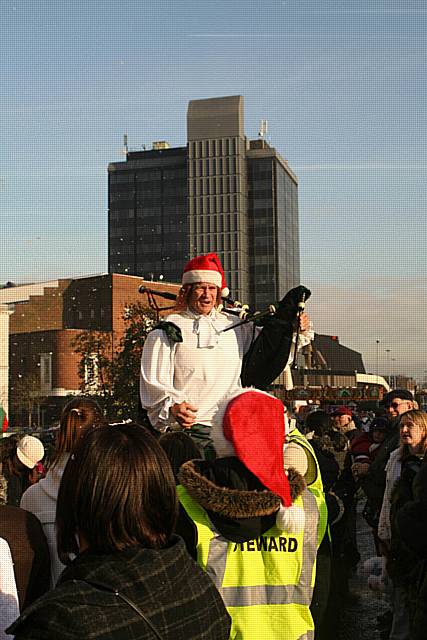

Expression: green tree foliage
xmin=10 ymin=373 xmax=46 ymax=429
xmin=73 ymin=303 xmax=156 ymax=421
xmin=72 ymin=330 xmax=115 ymax=415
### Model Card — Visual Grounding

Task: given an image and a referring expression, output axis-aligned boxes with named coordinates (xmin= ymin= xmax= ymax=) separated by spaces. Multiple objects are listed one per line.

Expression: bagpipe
xmin=139 ymin=284 xmax=311 ymax=389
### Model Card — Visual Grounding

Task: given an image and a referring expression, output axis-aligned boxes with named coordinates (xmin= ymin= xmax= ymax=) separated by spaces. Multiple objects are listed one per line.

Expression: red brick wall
xmin=10 ymin=280 xmax=72 ymax=334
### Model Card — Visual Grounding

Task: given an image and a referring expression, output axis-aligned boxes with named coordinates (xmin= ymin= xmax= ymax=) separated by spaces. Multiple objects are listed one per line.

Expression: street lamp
xmin=385 ymin=349 xmax=391 ymax=388
xmin=391 ymin=358 xmax=396 ymax=389
xmin=376 ymin=340 xmax=380 ymax=385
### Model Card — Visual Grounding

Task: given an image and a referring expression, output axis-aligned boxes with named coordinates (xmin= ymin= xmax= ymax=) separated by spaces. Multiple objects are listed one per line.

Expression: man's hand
xmin=170 ymin=401 xmax=198 ymax=428
xmin=299 ymin=311 xmax=310 ymax=332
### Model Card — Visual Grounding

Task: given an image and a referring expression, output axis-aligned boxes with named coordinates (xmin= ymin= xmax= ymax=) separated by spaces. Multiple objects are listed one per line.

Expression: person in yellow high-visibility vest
xmin=176 ymin=390 xmax=328 ymax=640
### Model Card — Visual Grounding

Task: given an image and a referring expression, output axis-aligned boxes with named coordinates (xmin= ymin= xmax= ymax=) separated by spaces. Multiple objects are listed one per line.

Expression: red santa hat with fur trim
xmin=182 ymin=253 xmax=229 ymax=297
xmin=211 ymin=389 xmax=307 ymax=534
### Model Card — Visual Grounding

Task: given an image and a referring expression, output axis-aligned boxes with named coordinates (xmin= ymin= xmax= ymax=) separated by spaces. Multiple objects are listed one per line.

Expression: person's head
xmin=331 ymin=407 xmax=353 ymax=431
xmin=1 ymin=435 xmax=44 ymax=478
xmin=180 ymin=253 xmax=229 ymax=316
xmin=399 ymin=410 xmax=427 ymax=455
xmin=51 ymin=397 xmax=107 ymax=468
xmin=16 ymin=435 xmax=45 ymax=470
xmin=159 ymin=431 xmax=201 ymax=481
xmin=369 ymin=416 xmax=389 ymax=444
xmin=188 ymin=282 xmax=221 ymax=316
xmin=304 ymin=410 xmax=332 ymax=438
xmin=383 ymin=389 xmax=414 ymax=418
xmin=56 ymin=423 xmax=177 ymax=563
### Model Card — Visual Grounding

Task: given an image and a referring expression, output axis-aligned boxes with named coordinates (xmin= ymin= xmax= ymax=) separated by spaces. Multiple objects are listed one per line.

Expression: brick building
xmin=1 ymin=275 xmax=179 ymax=428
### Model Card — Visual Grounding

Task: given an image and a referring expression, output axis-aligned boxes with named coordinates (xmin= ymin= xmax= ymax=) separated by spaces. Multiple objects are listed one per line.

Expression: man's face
xmin=332 ymin=414 xmax=352 ymax=430
xmin=188 ymin=283 xmax=218 ymax=316
xmin=387 ymin=397 xmax=413 ymax=418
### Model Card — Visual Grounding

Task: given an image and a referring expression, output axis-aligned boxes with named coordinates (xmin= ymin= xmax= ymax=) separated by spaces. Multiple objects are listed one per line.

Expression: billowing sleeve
xmin=289 ymin=320 xmax=314 ymax=358
xmin=282 ymin=321 xmax=314 ymax=390
xmin=140 ymin=330 xmax=182 ymax=431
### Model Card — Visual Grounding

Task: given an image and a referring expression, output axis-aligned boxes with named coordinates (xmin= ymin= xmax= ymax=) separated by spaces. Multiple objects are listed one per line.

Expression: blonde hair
xmin=400 ymin=409 xmax=427 ymax=457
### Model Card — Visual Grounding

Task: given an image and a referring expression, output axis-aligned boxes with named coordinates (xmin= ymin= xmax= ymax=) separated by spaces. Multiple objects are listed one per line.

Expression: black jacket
xmin=396 ymin=463 xmax=427 ymax=640
xmin=8 ymin=535 xmax=231 ymax=640
xmin=361 ymin=418 xmax=400 ymax=515
xmin=0 ymin=505 xmax=50 ymax=610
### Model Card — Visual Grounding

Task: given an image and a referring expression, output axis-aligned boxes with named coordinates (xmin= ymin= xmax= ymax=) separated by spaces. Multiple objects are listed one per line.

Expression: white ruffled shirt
xmin=140 ymin=307 xmax=312 ymax=431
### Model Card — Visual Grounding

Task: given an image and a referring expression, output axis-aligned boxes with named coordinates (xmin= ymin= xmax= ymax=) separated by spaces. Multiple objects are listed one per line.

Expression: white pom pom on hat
xmin=276 ymin=503 xmax=306 ymax=533
xmin=214 ymin=389 xmax=305 ymax=534
xmin=182 ymin=253 xmax=229 ymax=297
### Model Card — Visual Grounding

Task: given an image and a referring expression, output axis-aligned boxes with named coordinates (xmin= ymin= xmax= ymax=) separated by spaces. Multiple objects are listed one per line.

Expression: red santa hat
xmin=182 ymin=253 xmax=229 ymax=297
xmin=212 ymin=389 xmax=306 ymax=534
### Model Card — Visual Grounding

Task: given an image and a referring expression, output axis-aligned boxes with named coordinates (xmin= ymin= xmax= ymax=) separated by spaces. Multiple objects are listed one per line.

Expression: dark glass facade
xmin=108 ymin=96 xmax=300 ymax=310
xmin=108 ymin=147 xmax=188 ymax=282
xmin=247 ymin=155 xmax=299 ymax=310
xmin=275 ymin=159 xmax=300 ymax=296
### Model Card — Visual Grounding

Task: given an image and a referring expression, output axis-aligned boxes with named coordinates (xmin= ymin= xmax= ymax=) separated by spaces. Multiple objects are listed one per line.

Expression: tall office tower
xmin=187 ymin=96 xmax=249 ymax=302
xmin=246 ymin=139 xmax=300 ymax=309
xmin=108 ymin=96 xmax=300 ymax=308
xmin=108 ymin=144 xmax=189 ymax=282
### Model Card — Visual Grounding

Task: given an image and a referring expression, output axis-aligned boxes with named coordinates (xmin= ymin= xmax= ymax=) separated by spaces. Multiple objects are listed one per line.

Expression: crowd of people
xmin=0 ymin=252 xmax=425 ymax=640
xmin=299 ymin=389 xmax=427 ymax=640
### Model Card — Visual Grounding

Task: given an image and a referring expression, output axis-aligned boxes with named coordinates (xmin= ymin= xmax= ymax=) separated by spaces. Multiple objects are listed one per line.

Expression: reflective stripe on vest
xmin=178 ymin=486 xmax=320 ymax=608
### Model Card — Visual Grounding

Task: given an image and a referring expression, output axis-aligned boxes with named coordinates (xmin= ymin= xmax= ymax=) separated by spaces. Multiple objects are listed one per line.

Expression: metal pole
xmin=385 ymin=349 xmax=391 ymax=388
xmin=376 ymin=340 xmax=380 ymax=386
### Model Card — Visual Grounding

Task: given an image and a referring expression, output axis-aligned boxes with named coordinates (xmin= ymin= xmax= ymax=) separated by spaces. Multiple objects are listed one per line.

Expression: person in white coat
xmin=20 ymin=397 xmax=106 ymax=586
xmin=140 ymin=253 xmax=312 ymax=457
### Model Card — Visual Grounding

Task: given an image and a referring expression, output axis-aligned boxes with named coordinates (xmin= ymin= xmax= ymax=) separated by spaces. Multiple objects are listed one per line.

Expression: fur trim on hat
xmin=178 ymin=459 xmax=306 ymax=520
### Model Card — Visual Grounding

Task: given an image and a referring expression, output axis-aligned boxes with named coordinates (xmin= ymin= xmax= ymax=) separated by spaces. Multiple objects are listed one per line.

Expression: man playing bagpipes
xmin=140 ymin=252 xmax=312 ymax=457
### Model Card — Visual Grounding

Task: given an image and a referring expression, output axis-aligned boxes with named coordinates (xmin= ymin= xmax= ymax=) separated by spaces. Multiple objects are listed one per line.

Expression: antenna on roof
xmin=258 ymin=119 xmax=268 ymax=139
xmin=122 ymin=134 xmax=128 ymax=156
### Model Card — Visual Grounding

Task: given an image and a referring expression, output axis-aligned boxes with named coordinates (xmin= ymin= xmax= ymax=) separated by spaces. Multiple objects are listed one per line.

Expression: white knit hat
xmin=16 ymin=435 xmax=45 ymax=469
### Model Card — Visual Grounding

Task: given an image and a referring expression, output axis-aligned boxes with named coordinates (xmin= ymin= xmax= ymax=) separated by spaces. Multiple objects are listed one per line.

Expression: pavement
xmin=337 ymin=500 xmax=389 ymax=640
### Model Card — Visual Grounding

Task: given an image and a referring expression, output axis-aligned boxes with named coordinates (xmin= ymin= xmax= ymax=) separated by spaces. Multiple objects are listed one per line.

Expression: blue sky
xmin=1 ymin=0 xmax=426 ymax=382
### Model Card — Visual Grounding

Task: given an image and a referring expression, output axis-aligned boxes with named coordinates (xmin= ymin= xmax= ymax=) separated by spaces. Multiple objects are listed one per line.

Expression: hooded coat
xmin=176 ymin=456 xmax=306 ymax=557
xmin=176 ymin=457 xmax=320 ymax=640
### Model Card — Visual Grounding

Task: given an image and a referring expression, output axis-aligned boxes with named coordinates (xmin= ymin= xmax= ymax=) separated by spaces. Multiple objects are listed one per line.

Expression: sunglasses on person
xmin=390 ymin=401 xmax=407 ymax=409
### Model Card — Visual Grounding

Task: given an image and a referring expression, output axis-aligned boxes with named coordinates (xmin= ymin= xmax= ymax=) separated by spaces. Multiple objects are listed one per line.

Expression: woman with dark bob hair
xmin=9 ymin=423 xmax=231 ymax=640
